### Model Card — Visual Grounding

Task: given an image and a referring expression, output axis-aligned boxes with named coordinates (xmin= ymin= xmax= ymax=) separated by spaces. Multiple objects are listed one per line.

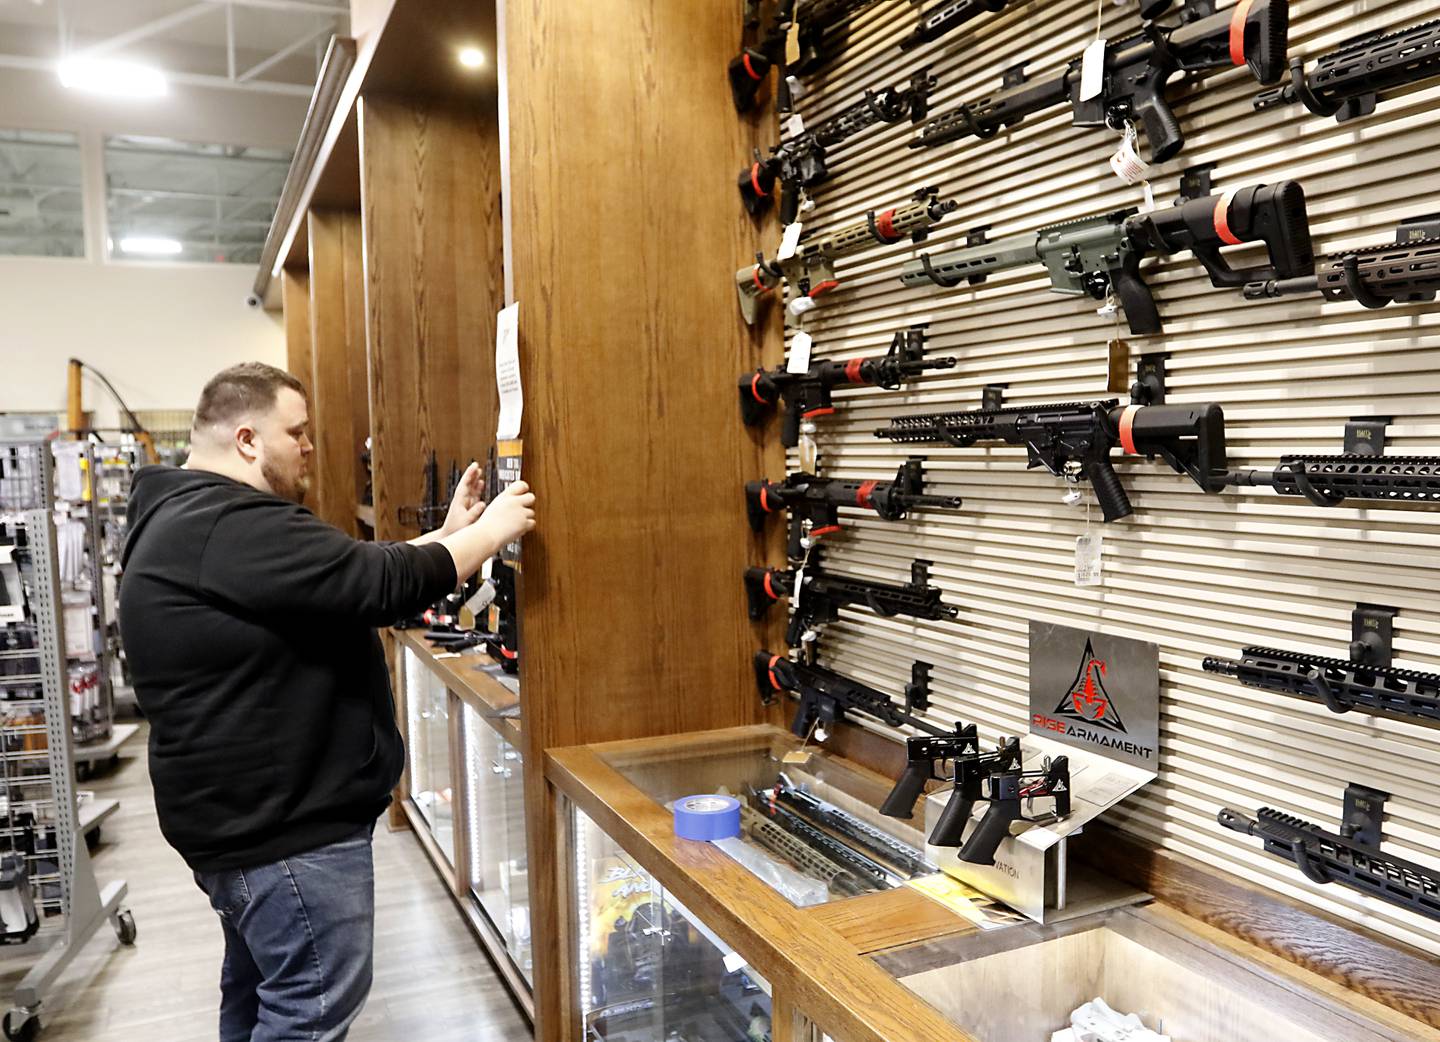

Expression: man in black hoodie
xmin=119 ymin=362 xmax=534 ymax=1041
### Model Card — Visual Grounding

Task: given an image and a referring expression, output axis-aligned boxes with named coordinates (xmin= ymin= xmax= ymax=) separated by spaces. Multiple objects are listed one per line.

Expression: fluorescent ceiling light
xmin=457 ymin=47 xmax=485 ymax=70
xmin=58 ymin=57 xmax=168 ymax=99
xmin=119 ymin=236 xmax=183 ymax=256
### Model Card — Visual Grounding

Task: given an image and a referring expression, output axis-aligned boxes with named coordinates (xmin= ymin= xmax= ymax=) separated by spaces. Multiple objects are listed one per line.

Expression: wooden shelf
xmin=392 ymin=627 xmax=519 ymax=724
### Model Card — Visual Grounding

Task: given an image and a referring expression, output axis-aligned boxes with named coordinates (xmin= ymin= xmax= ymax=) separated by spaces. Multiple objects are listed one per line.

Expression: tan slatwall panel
xmin=762 ymin=0 xmax=1440 ymax=956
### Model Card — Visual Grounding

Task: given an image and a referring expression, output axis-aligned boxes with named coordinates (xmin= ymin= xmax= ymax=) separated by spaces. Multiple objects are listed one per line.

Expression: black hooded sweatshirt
xmin=118 ymin=466 xmax=456 ymax=872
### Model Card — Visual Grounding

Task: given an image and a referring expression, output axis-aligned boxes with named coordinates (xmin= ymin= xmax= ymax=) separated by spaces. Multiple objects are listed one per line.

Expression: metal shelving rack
xmin=0 ymin=442 xmax=134 ymax=1042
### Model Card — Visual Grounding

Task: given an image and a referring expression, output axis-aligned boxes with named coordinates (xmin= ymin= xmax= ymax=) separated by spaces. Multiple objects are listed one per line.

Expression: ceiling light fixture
xmin=119 ymin=236 xmax=183 ymax=256
xmin=58 ymin=57 xmax=168 ymax=99
xmin=457 ymin=47 xmax=485 ymax=70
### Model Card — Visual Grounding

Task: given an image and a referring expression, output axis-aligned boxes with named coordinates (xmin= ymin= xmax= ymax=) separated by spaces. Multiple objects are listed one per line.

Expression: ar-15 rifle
xmin=728 ymin=0 xmax=797 ymax=113
xmin=746 ymin=555 xmax=957 ymax=647
xmin=911 ymin=0 xmax=1288 ymax=162
xmin=740 ymin=69 xmax=936 ymax=223
xmin=898 ymin=182 xmax=1313 ymax=336
xmin=772 ymin=778 xmax=935 ymax=877
xmin=397 ymin=451 xmax=453 ymax=530
xmin=958 ymin=755 xmax=1071 ymax=866
xmin=876 ymin=399 xmax=1229 ymax=523
xmin=902 ymin=0 xmax=1177 ymax=52
xmin=1218 ymin=787 xmax=1440 ymax=924
xmin=791 ymin=0 xmax=885 ymax=77
xmin=746 ymin=458 xmax=963 ymax=559
xmin=727 ymin=0 xmax=882 ymax=114
xmin=1203 ymin=645 xmax=1440 ymax=725
xmin=737 ymin=188 xmax=958 ymax=325
xmin=754 ymin=649 xmax=946 ymax=739
xmin=738 ymin=326 xmax=956 ymax=448
xmin=1220 ymin=454 xmax=1440 ymax=508
xmin=879 ymin=728 xmax=1026 ymax=848
xmin=1243 ymin=215 xmax=1440 ymax=311
xmin=1254 ymin=17 xmax=1440 ymax=124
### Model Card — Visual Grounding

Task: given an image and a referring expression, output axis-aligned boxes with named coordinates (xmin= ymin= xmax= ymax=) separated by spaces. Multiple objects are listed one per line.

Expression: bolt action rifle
xmin=740 ymin=69 xmax=937 ymax=223
xmin=746 ymin=555 xmax=956 ymax=647
xmin=737 ymin=188 xmax=958 ymax=325
xmin=1243 ymin=215 xmax=1440 ymax=311
xmin=898 ymin=182 xmax=1313 ymax=336
xmin=876 ymin=399 xmax=1229 ymax=522
xmin=754 ymin=649 xmax=946 ymax=740
xmin=738 ymin=326 xmax=956 ymax=447
xmin=1218 ymin=790 xmax=1440 ymax=924
xmin=746 ymin=458 xmax=963 ymax=559
xmin=1254 ymin=17 xmax=1440 ymax=124
xmin=911 ymin=0 xmax=1289 ymax=162
xmin=1220 ymin=454 xmax=1440 ymax=508
xmin=958 ymin=755 xmax=1071 ymax=866
xmin=1203 ymin=646 xmax=1440 ymax=725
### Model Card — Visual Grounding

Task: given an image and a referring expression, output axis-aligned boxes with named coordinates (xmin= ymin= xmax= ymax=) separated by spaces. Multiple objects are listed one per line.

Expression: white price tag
xmin=785 ymin=75 xmax=807 ymax=103
xmin=1109 ymin=125 xmax=1150 ymax=185
xmin=785 ymin=113 xmax=806 ymax=138
xmin=1075 ymin=532 xmax=1103 ymax=587
xmin=786 ymin=330 xmax=813 ymax=373
xmin=1079 ymin=38 xmax=1107 ymax=102
xmin=721 ymin=951 xmax=748 ymax=975
xmin=776 ymin=221 xmax=803 ymax=262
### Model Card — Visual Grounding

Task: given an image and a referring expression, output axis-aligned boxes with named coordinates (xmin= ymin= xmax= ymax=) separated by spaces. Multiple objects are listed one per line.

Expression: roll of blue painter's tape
xmin=673 ymin=794 xmax=741 ymax=841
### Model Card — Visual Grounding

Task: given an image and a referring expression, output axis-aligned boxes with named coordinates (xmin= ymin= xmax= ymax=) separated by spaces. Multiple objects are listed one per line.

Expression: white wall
xmin=0 ymin=67 xmax=309 ymax=428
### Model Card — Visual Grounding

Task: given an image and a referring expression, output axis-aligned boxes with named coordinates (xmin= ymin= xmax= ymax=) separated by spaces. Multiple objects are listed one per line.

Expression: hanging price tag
xmin=776 ymin=221 xmax=804 ymax=262
xmin=1079 ymin=38 xmax=1107 ymax=102
xmin=785 ymin=113 xmax=806 ymax=138
xmin=1075 ymin=532 xmax=1104 ymax=587
xmin=786 ymin=330 xmax=813 ymax=373
xmin=1109 ymin=124 xmax=1149 ymax=185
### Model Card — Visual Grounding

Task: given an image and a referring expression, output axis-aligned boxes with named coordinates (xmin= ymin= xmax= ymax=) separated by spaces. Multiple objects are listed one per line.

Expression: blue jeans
xmin=193 ymin=827 xmax=375 ymax=1042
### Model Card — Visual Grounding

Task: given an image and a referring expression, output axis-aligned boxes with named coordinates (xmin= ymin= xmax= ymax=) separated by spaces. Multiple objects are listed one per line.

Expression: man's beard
xmin=261 ymin=458 xmax=310 ymax=504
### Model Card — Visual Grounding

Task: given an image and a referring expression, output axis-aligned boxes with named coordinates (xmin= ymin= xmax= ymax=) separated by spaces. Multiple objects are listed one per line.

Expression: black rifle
xmin=754 ymin=650 xmax=947 ymax=739
xmin=481 ymin=557 xmax=519 ymax=674
xmin=959 ymin=756 xmax=1071 ymax=866
xmin=1243 ymin=215 xmax=1440 ymax=311
xmin=880 ymin=728 xmax=1027 ymax=849
xmin=773 ymin=779 xmax=935 ymax=877
xmin=397 ymin=451 xmax=444 ymax=530
xmin=728 ymin=0 xmax=797 ymax=113
xmin=911 ymin=0 xmax=1288 ymax=162
xmin=1221 ymin=455 xmax=1440 ymax=509
xmin=750 ymin=791 xmax=904 ymax=891
xmin=737 ymin=188 xmax=959 ymax=325
xmin=1254 ymin=17 xmax=1440 ymax=124
xmin=746 ymin=458 xmax=963 ymax=559
xmin=899 ymin=182 xmax=1313 ymax=336
xmin=740 ymin=69 xmax=937 ymax=223
xmin=746 ymin=556 xmax=956 ymax=647
xmin=903 ymin=0 xmax=1177 ymax=52
xmin=1204 ymin=646 xmax=1440 ymax=725
xmin=738 ymin=326 xmax=956 ymax=448
xmin=1218 ymin=790 xmax=1440 ymax=924
xmin=791 ymin=0 xmax=885 ymax=76
xmin=876 ymin=399 xmax=1228 ymax=523
xmin=727 ymin=0 xmax=881 ymax=114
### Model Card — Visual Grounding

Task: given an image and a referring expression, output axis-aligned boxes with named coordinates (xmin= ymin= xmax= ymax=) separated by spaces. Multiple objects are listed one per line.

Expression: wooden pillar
xmin=500 ymin=0 xmax=783 ymax=1035
xmin=358 ymin=94 xmax=503 ymax=544
xmin=307 ymin=209 xmax=370 ymax=535
xmin=281 ymin=269 xmax=313 ymax=388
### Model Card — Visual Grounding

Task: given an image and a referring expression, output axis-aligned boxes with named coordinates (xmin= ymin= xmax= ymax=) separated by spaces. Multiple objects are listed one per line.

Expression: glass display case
xmin=574 ymin=805 xmax=773 ymax=1042
xmin=403 ymin=646 xmax=455 ymax=865
xmin=462 ymin=703 xmax=532 ymax=985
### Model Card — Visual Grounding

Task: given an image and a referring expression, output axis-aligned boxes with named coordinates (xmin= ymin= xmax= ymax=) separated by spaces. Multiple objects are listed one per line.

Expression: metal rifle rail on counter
xmin=772 ymin=777 xmax=936 ymax=878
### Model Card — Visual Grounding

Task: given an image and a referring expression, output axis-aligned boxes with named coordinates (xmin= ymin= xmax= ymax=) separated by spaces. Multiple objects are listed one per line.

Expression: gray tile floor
xmin=0 ymin=721 xmax=533 ymax=1041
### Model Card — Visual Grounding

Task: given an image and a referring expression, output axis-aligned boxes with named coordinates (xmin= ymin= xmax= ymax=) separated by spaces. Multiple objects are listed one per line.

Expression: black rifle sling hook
xmin=1279 ymin=459 xmax=1345 ymax=508
xmin=863 ymin=590 xmax=897 ymax=618
xmin=1290 ymin=839 xmax=1336 ymax=887
xmin=1288 ymin=57 xmax=1343 ymax=119
xmin=1302 ymin=664 xmax=1349 ymax=716
xmin=1341 ymin=253 xmax=1392 ymax=309
xmin=918 ymin=252 xmax=964 ymax=288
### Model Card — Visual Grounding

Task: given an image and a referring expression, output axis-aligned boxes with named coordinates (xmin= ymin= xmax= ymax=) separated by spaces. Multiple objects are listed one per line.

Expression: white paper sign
xmin=776 ymin=221 xmax=804 ymax=263
xmin=786 ymin=330 xmax=814 ymax=374
xmin=1079 ymin=38 xmax=1107 ymax=102
xmin=495 ymin=302 xmax=523 ymax=440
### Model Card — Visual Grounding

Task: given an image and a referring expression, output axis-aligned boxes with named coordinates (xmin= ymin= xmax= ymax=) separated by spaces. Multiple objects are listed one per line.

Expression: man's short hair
xmin=193 ymin=363 xmax=307 ymax=433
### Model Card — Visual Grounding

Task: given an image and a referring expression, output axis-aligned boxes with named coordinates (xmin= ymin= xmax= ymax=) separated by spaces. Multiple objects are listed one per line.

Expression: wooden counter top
xmin=392 ymin=628 xmax=520 ymax=727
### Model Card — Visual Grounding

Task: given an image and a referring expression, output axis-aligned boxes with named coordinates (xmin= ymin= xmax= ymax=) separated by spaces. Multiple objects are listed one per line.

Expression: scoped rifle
xmin=728 ymin=0 xmax=797 ymax=113
xmin=746 ymin=458 xmax=964 ymax=558
xmin=740 ymin=69 xmax=937 ymax=222
xmin=1254 ymin=17 xmax=1440 ymax=124
xmin=958 ymin=755 xmax=1071 ymax=866
xmin=898 ymin=182 xmax=1313 ymax=335
xmin=875 ymin=399 xmax=1229 ymax=522
xmin=1203 ymin=646 xmax=1440 ymax=725
xmin=753 ymin=650 xmax=947 ymax=739
xmin=1221 ymin=455 xmax=1440 ymax=508
xmin=737 ymin=188 xmax=958 ymax=325
xmin=1218 ymin=787 xmax=1440 ymax=924
xmin=772 ymin=779 xmax=935 ymax=877
xmin=745 ymin=556 xmax=957 ymax=646
xmin=1243 ymin=215 xmax=1440 ymax=311
xmin=911 ymin=0 xmax=1288 ymax=162
xmin=738 ymin=326 xmax=956 ymax=447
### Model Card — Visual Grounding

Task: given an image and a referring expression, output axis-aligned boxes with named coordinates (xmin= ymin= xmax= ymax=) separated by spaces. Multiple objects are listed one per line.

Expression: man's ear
xmin=234 ymin=423 xmax=260 ymax=464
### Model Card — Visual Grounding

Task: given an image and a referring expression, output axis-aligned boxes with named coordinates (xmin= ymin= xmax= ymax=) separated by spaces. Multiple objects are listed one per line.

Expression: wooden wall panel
xmin=307 ymin=209 xmax=369 ymax=536
xmin=282 ymin=269 xmax=313 ymax=387
xmin=501 ymin=0 xmax=785 ymax=1034
xmin=359 ymin=94 xmax=502 ymax=544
